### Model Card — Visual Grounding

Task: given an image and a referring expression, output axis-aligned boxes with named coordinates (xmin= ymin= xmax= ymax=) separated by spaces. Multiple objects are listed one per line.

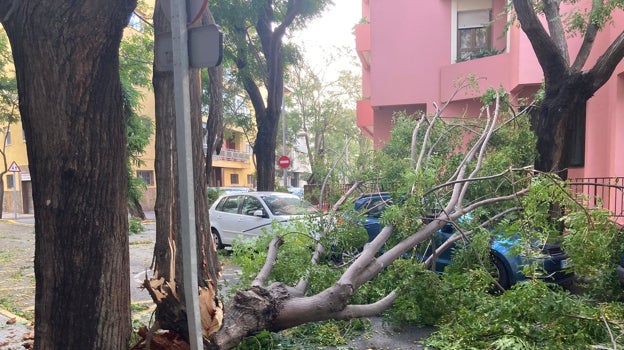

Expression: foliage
xmin=0 ymin=29 xmax=19 ymax=174
xmin=128 ymin=217 xmax=144 ymax=235
xmin=426 ymin=281 xmax=624 ymax=350
xmin=286 ymin=50 xmax=365 ymax=185
xmin=119 ymin=23 xmax=154 ymax=211
xmin=210 ymin=0 xmax=333 ymax=190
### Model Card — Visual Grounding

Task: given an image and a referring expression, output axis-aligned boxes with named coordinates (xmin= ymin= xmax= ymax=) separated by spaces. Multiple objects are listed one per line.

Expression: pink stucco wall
xmin=359 ymin=0 xmax=624 ymax=183
xmin=369 ymin=1 xmax=450 ymax=107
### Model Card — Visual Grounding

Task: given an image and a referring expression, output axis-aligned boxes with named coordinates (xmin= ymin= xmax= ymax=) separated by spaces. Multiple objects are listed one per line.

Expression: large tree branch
xmin=587 ymin=30 xmax=624 ymax=91
xmin=543 ymin=0 xmax=570 ymax=65
xmin=331 ymin=291 xmax=398 ymax=320
xmin=571 ymin=0 xmax=602 ymax=71
xmin=252 ymin=236 xmax=284 ymax=287
xmin=512 ymin=0 xmax=569 ymax=82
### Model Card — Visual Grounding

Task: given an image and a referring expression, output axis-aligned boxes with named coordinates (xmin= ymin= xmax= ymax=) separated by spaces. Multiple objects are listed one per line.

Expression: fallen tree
xmin=137 ymin=89 xmax=548 ymax=349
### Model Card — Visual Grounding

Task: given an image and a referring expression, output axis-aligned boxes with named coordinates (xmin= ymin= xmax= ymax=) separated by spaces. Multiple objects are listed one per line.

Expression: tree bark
xmin=1 ymin=0 xmax=135 ymax=348
xmin=533 ymin=75 xmax=593 ymax=177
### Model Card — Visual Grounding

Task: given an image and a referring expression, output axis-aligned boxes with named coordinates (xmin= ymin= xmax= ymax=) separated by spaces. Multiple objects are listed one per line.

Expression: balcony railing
xmin=204 ymin=145 xmax=251 ymax=162
xmin=569 ymin=177 xmax=624 ymax=218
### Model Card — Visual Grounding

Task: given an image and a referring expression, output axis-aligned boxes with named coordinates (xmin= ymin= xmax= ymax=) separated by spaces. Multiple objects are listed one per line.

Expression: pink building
xmin=355 ymin=0 xmax=624 ymax=218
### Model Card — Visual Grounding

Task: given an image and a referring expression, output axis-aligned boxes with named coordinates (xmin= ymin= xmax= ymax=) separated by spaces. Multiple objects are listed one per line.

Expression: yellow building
xmin=209 ymin=127 xmax=256 ymax=188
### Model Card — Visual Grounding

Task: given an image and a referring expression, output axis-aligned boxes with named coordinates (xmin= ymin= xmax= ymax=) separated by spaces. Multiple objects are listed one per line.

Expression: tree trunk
xmin=1 ymin=1 xmax=135 ymax=348
xmin=148 ymin=1 xmax=222 ymax=344
xmin=0 ymin=177 xmax=4 ymax=218
xmin=204 ymin=9 xmax=224 ymax=187
xmin=532 ymin=74 xmax=593 ymax=179
xmin=254 ymin=109 xmax=279 ymax=191
xmin=129 ymin=196 xmax=147 ymax=220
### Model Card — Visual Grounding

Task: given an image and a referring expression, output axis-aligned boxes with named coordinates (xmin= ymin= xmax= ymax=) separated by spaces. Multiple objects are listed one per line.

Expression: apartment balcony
xmin=355 ymin=23 xmax=370 ymax=70
xmin=440 ymin=53 xmax=514 ymax=102
xmin=356 ymin=99 xmax=374 ymax=138
xmin=204 ymin=146 xmax=251 ymax=164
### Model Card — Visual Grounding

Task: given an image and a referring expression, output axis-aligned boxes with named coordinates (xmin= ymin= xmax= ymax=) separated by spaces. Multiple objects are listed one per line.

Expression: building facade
xmin=355 ymin=0 xmax=624 ymax=217
xmin=207 ymin=127 xmax=256 ymax=189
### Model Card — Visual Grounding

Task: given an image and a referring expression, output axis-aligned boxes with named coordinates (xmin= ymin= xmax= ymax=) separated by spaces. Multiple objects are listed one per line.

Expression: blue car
xmin=352 ymin=193 xmax=574 ymax=289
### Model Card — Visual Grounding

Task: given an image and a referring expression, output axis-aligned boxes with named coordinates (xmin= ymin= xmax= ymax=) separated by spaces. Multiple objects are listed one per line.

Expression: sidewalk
xmin=0 ymin=310 xmax=33 ymax=350
xmin=0 ymin=213 xmax=155 ymax=349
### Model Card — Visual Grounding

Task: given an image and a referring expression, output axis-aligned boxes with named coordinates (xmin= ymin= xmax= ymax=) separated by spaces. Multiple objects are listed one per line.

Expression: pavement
xmin=0 ymin=213 xmax=159 ymax=349
xmin=0 ymin=211 xmax=244 ymax=350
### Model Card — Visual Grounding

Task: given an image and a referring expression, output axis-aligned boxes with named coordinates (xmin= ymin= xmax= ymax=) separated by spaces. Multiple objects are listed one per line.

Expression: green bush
xmin=128 ymin=217 xmax=144 ymax=235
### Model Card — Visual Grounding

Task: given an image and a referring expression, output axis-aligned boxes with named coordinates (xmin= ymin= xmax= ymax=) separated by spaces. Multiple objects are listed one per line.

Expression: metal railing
xmin=569 ymin=177 xmax=624 ymax=218
xmin=203 ymin=145 xmax=251 ymax=163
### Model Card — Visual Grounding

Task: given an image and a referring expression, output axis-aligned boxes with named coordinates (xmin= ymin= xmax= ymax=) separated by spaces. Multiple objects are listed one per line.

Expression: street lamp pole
xmin=282 ymin=91 xmax=288 ymax=188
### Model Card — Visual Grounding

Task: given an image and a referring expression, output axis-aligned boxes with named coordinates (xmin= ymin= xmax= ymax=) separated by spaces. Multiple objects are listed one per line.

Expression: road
xmin=0 ymin=215 xmax=239 ymax=349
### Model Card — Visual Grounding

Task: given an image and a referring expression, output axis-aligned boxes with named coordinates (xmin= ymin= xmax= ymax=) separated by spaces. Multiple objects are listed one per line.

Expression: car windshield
xmin=262 ymin=194 xmax=317 ymax=216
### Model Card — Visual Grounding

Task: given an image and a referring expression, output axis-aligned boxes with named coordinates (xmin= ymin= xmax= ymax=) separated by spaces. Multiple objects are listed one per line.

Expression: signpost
xmin=165 ymin=0 xmax=223 ymax=348
xmin=8 ymin=161 xmax=20 ymax=220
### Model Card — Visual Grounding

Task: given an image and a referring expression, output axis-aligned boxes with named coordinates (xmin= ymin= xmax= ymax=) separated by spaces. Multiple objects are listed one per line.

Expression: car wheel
xmin=490 ymin=254 xmax=511 ymax=292
xmin=211 ymin=228 xmax=223 ymax=249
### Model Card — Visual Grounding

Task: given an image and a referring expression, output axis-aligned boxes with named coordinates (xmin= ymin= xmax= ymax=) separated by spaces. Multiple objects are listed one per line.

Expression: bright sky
xmin=290 ymin=0 xmax=362 ymax=80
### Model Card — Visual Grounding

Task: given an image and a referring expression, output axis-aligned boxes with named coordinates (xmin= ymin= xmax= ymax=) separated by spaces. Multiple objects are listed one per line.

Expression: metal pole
xmin=170 ymin=0 xmax=203 ymax=348
xmin=12 ymin=175 xmax=17 ymax=220
xmin=282 ymin=94 xmax=287 ymax=188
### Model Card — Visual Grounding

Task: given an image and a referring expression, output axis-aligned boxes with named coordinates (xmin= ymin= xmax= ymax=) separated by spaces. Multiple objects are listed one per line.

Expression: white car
xmin=209 ymin=191 xmax=318 ymax=248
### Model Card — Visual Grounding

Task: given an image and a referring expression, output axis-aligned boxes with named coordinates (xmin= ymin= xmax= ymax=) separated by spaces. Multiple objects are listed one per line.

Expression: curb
xmin=0 ymin=307 xmax=30 ymax=325
xmin=0 ymin=219 xmax=34 ymax=227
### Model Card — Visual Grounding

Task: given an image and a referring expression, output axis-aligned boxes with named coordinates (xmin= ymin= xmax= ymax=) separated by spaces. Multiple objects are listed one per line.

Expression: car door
xmin=237 ymin=195 xmax=273 ymax=237
xmin=211 ymin=195 xmax=243 ymax=244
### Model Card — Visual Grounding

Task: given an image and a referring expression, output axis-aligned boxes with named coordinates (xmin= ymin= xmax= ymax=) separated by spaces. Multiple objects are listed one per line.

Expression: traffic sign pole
xmin=9 ymin=161 xmax=21 ymax=220
xmin=170 ymin=0 xmax=202 ymax=348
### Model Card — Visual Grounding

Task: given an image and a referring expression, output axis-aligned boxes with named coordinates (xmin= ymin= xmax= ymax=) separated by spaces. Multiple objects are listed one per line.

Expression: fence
xmin=569 ymin=177 xmax=624 ymax=218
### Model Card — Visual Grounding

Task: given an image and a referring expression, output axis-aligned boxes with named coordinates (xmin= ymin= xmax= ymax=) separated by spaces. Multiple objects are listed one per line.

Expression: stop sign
xmin=278 ymin=155 xmax=291 ymax=169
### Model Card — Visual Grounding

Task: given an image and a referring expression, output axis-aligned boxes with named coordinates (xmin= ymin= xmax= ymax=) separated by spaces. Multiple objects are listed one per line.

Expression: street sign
xmin=278 ymin=155 xmax=291 ymax=169
xmin=8 ymin=161 xmax=20 ymax=172
xmin=155 ymin=25 xmax=223 ymax=71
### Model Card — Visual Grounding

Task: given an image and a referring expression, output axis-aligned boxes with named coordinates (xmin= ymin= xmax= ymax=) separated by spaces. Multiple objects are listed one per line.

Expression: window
xmin=6 ymin=174 xmax=14 ymax=189
xmin=136 ymin=170 xmax=154 ymax=186
xmin=217 ymin=196 xmax=241 ymax=214
xmin=457 ymin=10 xmax=491 ymax=61
xmin=230 ymin=173 xmax=239 ymax=184
xmin=241 ymin=196 xmax=263 ymax=216
xmin=225 ymin=136 xmax=236 ymax=150
xmin=247 ymin=174 xmax=254 ymax=186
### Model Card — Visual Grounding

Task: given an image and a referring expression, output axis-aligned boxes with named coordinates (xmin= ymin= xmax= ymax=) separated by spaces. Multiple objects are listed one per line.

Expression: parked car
xmin=351 ymin=192 xmax=573 ymax=289
xmin=213 ymin=186 xmax=253 ymax=195
xmin=287 ymin=187 xmax=304 ymax=198
xmin=209 ymin=191 xmax=318 ymax=248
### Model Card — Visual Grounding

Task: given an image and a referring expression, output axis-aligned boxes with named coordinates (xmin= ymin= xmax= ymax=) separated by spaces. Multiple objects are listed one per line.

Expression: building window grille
xmin=136 ymin=170 xmax=155 ymax=186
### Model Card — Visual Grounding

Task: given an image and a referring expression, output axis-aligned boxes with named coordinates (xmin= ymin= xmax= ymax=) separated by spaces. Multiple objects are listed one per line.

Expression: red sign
xmin=278 ymin=155 xmax=291 ymax=169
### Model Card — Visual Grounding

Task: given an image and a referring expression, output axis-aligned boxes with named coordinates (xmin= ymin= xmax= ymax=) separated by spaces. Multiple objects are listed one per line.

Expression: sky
xmin=290 ymin=0 xmax=362 ymax=80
